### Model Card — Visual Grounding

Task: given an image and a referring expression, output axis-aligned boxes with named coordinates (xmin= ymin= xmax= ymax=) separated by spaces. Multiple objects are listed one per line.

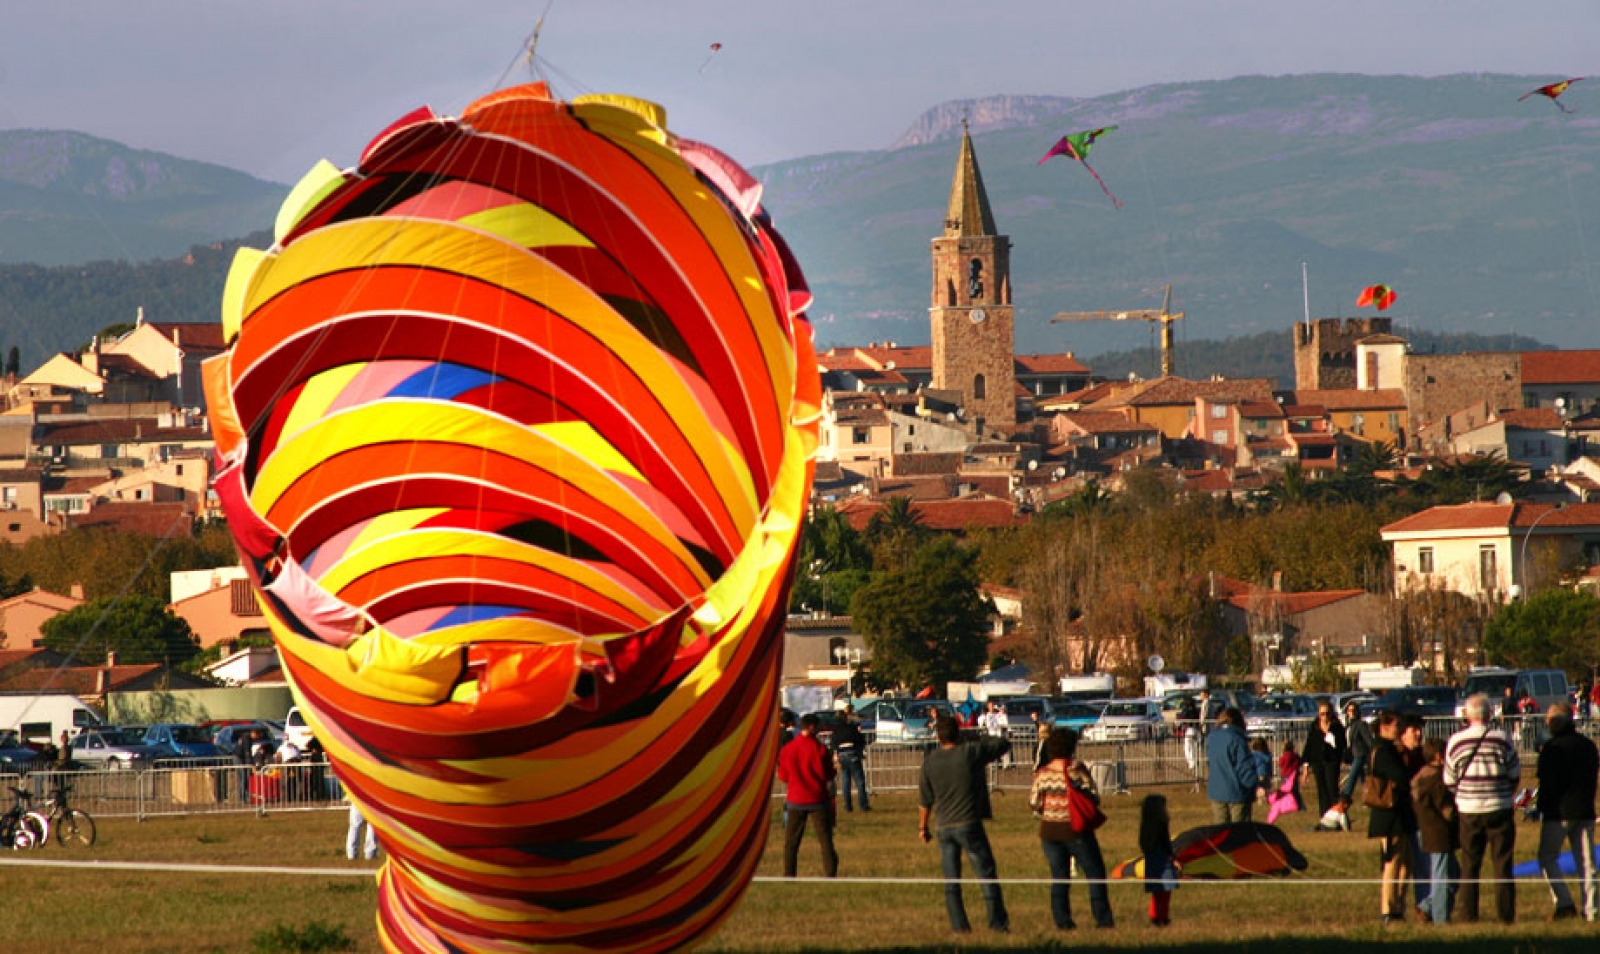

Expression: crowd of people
xmin=774 ymin=692 xmax=1599 ymax=935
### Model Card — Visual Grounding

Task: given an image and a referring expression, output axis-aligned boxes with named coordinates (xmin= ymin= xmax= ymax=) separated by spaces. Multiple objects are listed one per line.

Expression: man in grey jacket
xmin=1206 ymin=707 xmax=1263 ymax=823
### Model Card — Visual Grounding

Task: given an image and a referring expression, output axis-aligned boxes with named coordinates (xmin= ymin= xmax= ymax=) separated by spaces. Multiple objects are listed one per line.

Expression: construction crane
xmin=1050 ymin=284 xmax=1185 ymax=377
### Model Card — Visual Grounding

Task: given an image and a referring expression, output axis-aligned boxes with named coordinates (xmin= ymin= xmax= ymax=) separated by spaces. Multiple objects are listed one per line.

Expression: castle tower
xmin=1293 ymin=317 xmax=1394 ymax=390
xmin=930 ymin=124 xmax=1016 ymax=433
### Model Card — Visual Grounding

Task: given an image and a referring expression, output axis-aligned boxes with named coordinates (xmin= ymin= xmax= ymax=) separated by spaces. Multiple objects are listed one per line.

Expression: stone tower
xmin=1293 ymin=317 xmax=1393 ymax=390
xmin=930 ymin=124 xmax=1016 ymax=433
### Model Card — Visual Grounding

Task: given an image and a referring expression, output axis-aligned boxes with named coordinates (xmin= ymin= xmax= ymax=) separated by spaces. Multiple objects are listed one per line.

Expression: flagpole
xmin=1301 ymin=262 xmax=1311 ymax=323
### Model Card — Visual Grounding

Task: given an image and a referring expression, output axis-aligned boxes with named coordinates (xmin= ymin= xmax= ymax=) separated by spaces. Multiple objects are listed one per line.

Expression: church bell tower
xmin=929 ymin=122 xmax=1016 ymax=433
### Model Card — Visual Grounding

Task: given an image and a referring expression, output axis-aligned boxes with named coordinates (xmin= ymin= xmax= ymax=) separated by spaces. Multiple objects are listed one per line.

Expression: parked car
xmin=1050 ymin=700 xmax=1107 ymax=734
xmin=0 ymin=729 xmax=38 ymax=771
xmin=70 ymin=727 xmax=162 ymax=770
xmin=144 ymin=723 xmax=222 ymax=759
xmin=1359 ymin=686 xmax=1461 ymax=720
xmin=1457 ymin=668 xmax=1570 ymax=718
xmin=997 ymin=695 xmax=1054 ymax=730
xmin=1085 ymin=698 xmax=1166 ymax=743
xmin=802 ymin=709 xmax=845 ymax=746
xmin=861 ymin=699 xmax=955 ymax=745
xmin=1245 ymin=693 xmax=1318 ymax=736
xmin=211 ymin=722 xmax=279 ymax=757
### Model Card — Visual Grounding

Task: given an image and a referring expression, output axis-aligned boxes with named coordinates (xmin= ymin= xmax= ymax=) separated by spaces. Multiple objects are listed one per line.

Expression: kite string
xmin=1553 ymin=118 xmax=1600 ymax=326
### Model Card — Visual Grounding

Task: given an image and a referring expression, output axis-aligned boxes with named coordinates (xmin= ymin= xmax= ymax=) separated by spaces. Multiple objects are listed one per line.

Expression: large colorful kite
xmin=1038 ymin=126 xmax=1123 ymax=208
xmin=204 ymin=83 xmax=819 ymax=953
xmin=1519 ymin=77 xmax=1583 ymax=113
xmin=1111 ymin=822 xmax=1309 ymax=880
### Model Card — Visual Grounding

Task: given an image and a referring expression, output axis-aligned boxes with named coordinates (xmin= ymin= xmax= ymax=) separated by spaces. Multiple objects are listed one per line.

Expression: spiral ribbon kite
xmin=204 ymin=83 xmax=819 ymax=952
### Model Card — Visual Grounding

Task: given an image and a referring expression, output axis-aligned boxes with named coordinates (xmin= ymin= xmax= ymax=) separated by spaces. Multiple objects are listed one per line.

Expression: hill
xmin=0 ymin=129 xmax=285 ymax=267
xmin=753 ymin=73 xmax=1600 ymax=355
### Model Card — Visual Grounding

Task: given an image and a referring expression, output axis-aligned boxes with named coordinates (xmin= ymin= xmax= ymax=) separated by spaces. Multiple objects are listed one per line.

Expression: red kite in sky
xmin=1356 ymin=284 xmax=1397 ymax=311
xmin=1519 ymin=78 xmax=1583 ymax=113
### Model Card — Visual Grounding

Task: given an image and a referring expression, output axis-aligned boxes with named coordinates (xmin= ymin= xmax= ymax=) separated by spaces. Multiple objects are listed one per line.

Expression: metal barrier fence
xmin=849 ymin=714 xmax=1590 ymax=797
xmin=1 ymin=762 xmax=347 ymax=820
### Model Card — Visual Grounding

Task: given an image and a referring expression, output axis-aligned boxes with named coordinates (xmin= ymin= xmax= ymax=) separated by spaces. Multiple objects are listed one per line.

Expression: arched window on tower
xmin=946 ymin=278 xmax=957 ymax=306
xmin=973 ymin=374 xmax=987 ymax=400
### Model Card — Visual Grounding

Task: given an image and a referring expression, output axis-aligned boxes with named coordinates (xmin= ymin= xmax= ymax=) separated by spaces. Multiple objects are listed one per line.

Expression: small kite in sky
xmin=699 ymin=42 xmax=723 ymax=73
xmin=1356 ymin=283 xmax=1398 ymax=311
xmin=1519 ymin=77 xmax=1583 ymax=113
xmin=1038 ymin=126 xmax=1123 ymax=208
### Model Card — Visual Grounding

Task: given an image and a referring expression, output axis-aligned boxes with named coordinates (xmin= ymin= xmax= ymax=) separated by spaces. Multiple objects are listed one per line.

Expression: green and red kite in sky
xmin=1038 ymin=126 xmax=1122 ymax=208
xmin=1357 ymin=283 xmax=1398 ymax=311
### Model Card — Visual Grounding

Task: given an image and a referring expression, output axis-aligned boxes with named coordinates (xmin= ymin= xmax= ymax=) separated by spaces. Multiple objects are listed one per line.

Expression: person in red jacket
xmin=777 ymin=713 xmax=838 ymax=877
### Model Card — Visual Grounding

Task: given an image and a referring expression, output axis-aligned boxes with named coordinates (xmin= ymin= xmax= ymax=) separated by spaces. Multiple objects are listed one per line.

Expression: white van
xmin=1457 ymin=668 xmax=1570 ymax=718
xmin=284 ymin=706 xmax=316 ymax=750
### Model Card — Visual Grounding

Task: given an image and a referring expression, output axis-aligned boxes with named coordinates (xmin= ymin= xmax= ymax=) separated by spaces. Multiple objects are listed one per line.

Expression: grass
xmin=2 ymin=781 xmax=1595 ymax=953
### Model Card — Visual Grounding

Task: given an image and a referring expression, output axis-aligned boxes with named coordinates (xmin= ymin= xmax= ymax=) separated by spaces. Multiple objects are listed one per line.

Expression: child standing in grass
xmin=1140 ymin=793 xmax=1179 ymax=926
xmin=1412 ymin=737 xmax=1458 ymax=923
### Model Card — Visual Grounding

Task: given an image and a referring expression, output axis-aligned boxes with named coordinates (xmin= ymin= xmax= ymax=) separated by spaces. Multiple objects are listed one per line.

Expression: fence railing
xmin=2 ymin=762 xmax=346 ymax=820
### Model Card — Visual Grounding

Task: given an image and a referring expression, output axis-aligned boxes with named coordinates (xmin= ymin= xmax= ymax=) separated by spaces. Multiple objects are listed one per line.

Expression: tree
xmin=862 ymin=496 xmax=930 ymax=572
xmin=1483 ymin=589 xmax=1600 ymax=677
xmin=791 ymin=506 xmax=872 ymax=614
xmin=41 ymin=595 xmax=201 ymax=667
xmin=850 ymin=537 xmax=992 ymax=693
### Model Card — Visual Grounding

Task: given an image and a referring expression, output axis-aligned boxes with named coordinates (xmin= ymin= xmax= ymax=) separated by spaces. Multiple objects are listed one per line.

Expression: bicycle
xmin=42 ymin=781 xmax=95 ymax=848
xmin=0 ymin=786 xmax=49 ymax=850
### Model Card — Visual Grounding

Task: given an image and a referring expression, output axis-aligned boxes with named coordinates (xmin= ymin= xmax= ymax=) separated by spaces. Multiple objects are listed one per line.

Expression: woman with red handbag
xmin=1030 ymin=729 xmax=1115 ymax=930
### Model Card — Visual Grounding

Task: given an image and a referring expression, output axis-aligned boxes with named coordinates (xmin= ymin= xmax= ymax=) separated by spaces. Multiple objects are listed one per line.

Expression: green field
xmin=1 ymin=783 xmax=1594 ymax=953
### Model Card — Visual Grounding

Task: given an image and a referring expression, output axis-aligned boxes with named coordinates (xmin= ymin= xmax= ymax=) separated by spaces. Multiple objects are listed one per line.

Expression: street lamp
xmin=1516 ymin=502 xmax=1566 ymax=599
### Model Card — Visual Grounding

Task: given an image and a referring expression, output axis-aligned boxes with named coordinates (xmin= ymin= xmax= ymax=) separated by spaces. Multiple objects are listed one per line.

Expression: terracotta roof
xmin=893 ymin=453 xmax=961 ymax=476
xmin=1224 ymin=589 xmax=1368 ymax=615
xmin=1239 ymin=402 xmax=1285 ymax=418
xmin=1015 ymin=353 xmax=1090 ymax=375
xmin=1058 ymin=411 xmax=1158 ymax=434
xmin=1497 ymin=408 xmax=1566 ymax=430
xmin=835 ymin=495 xmax=1019 ymax=532
xmin=1281 ymin=405 xmax=1327 ymax=418
xmin=817 ymin=351 xmax=874 ymax=372
xmin=1357 ymin=333 xmax=1409 ymax=345
xmin=1382 ymin=501 xmax=1600 ymax=535
xmin=1519 ymin=350 xmax=1600 ymax=385
xmin=1053 ymin=381 xmax=1128 ymax=406
xmin=69 ymin=502 xmax=195 ymax=537
xmin=874 ymin=476 xmax=957 ymax=502
xmin=0 ymin=468 xmax=42 ymax=484
xmin=0 ymin=663 xmax=162 ymax=694
xmin=148 ymin=322 xmax=228 ymax=352
xmin=853 ymin=368 xmax=909 ymax=386
xmin=1289 ymin=433 xmax=1337 ymax=446
xmin=1114 ymin=376 xmax=1276 ymax=408
xmin=1181 ymin=469 xmax=1236 ymax=492
xmin=980 ymin=583 xmax=1027 ymax=601
xmin=834 ymin=406 xmax=889 ymax=426
xmin=35 ymin=418 xmax=168 ymax=445
xmin=961 ymin=474 xmax=1012 ymax=498
xmin=1288 ymin=389 xmax=1406 ymax=410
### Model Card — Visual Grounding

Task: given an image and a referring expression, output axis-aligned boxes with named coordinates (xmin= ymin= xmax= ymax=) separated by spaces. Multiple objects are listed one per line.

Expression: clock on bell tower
xmin=929 ymin=121 xmax=1016 ymax=433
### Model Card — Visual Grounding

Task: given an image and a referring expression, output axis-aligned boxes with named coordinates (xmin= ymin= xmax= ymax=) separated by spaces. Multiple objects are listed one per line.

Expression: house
xmin=204 ymin=645 xmax=285 ymax=686
xmin=1214 ymin=577 xmax=1389 ymax=662
xmin=168 ymin=569 xmax=266 ymax=649
xmin=1452 ymin=407 xmax=1574 ymax=473
xmin=1089 ymin=376 xmax=1276 ymax=440
xmin=819 ymin=391 xmax=895 ymax=480
xmin=68 ymin=501 xmax=195 ymax=537
xmin=1381 ymin=501 xmax=1600 ymax=602
xmin=0 ymin=657 xmax=212 ymax=708
xmin=0 ymin=585 xmax=84 ymax=647
xmin=1284 ymin=388 xmax=1408 ymax=447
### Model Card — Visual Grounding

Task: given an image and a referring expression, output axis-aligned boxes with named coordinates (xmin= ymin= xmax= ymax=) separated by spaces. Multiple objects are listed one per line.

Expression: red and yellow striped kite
xmin=205 ymin=83 xmax=819 ymax=953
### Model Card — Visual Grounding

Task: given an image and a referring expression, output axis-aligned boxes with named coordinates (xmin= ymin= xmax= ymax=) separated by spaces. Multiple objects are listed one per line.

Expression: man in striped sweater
xmin=1444 ymin=693 xmax=1521 ymax=923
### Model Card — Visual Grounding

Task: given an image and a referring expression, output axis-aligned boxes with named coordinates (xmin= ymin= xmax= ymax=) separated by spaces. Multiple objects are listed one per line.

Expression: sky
xmin=2 ymin=1 xmax=1597 ymax=184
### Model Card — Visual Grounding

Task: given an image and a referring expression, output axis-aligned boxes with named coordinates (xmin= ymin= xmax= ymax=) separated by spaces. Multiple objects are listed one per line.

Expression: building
xmin=928 ymin=122 xmax=1017 ymax=434
xmin=0 ymin=585 xmax=84 ymax=647
xmin=1381 ymin=501 xmax=1600 ymax=602
xmin=1293 ymin=317 xmax=1393 ymax=390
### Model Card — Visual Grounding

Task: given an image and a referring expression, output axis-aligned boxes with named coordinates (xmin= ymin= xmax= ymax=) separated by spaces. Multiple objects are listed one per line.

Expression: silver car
xmin=71 ymin=727 xmax=162 ymax=770
xmin=1085 ymin=698 xmax=1166 ymax=742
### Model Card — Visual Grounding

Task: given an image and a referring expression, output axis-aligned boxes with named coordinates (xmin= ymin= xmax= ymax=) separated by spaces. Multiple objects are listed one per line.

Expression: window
xmin=851 ymin=427 xmax=869 ymax=445
xmin=1479 ymin=545 xmax=1497 ymax=590
xmin=973 ymin=374 xmax=986 ymax=400
xmin=1 ymin=487 xmax=14 ymax=503
xmin=1211 ymin=404 xmax=1227 ymax=419
xmin=1418 ymin=547 xmax=1434 ymax=574
xmin=1388 ymin=412 xmax=1400 ymax=432
xmin=1255 ymin=419 xmax=1268 ymax=431
xmin=1211 ymin=429 xmax=1228 ymax=444
xmin=1352 ymin=413 xmax=1365 ymax=436
xmin=175 ymin=464 xmax=184 ymax=476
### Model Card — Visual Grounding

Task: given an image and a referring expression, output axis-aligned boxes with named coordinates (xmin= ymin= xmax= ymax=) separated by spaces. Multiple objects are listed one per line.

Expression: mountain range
xmin=0 ymin=73 xmax=1591 ymax=373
